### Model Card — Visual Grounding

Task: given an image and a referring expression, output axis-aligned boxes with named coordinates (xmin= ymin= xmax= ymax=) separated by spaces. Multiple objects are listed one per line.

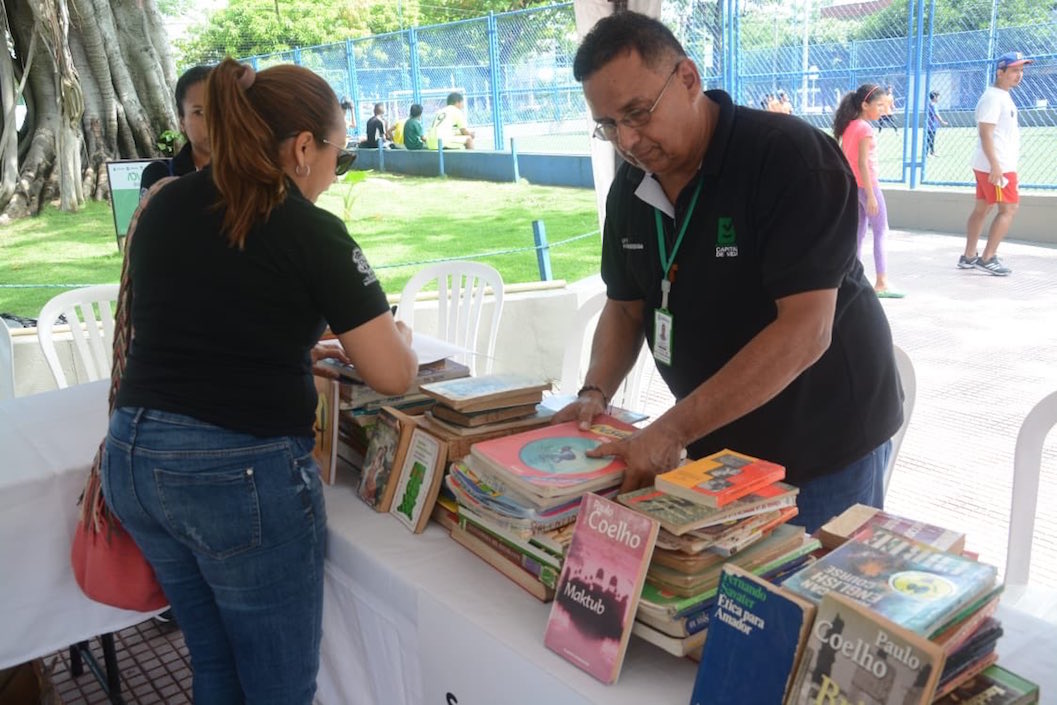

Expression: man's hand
xmin=552 ymin=390 xmax=606 ymax=429
xmin=587 ymin=423 xmax=685 ymax=494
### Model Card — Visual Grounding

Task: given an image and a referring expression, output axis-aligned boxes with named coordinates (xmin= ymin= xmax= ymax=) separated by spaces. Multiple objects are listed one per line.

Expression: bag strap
xmin=79 ymin=176 xmax=179 ymax=530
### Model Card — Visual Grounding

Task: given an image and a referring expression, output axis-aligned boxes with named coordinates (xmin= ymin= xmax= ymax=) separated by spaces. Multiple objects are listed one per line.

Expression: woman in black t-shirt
xmin=139 ymin=65 xmax=213 ymax=194
xmin=104 ymin=58 xmax=417 ymax=705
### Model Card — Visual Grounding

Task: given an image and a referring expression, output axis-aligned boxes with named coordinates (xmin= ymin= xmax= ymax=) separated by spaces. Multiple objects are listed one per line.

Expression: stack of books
xmin=444 ymin=415 xmax=637 ymax=601
xmin=780 ymin=509 xmax=1038 ymax=703
xmin=688 ymin=508 xmax=1039 ymax=705
xmin=417 ymin=374 xmax=555 ymax=460
xmin=314 ymin=357 xmax=470 ymax=483
xmin=620 ymin=449 xmax=819 ymax=658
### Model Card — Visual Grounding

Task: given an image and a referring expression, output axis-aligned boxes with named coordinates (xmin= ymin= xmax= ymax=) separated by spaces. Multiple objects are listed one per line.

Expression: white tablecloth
xmin=320 ymin=478 xmax=1057 ymax=705
xmin=0 ymin=382 xmax=160 ymax=670
xmin=2 ymin=383 xmax=1052 ymax=702
xmin=318 ymin=478 xmax=697 ymax=705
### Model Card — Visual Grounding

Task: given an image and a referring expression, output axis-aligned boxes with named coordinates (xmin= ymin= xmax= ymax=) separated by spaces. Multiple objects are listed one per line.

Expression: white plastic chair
xmin=0 ymin=322 xmax=15 ymax=400
xmin=558 ymin=291 xmax=652 ymax=411
xmin=883 ymin=344 xmax=916 ymax=498
xmin=36 ymin=284 xmax=120 ymax=389
xmin=397 ymin=262 xmax=503 ymax=375
xmin=1005 ymin=390 xmax=1057 ymax=587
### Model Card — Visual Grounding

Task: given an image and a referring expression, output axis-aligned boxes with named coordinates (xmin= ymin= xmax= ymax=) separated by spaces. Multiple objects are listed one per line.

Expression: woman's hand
xmin=311 ymin=340 xmax=350 ymax=379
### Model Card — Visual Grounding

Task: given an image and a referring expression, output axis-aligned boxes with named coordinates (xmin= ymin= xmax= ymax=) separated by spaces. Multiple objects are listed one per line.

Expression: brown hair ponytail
xmin=833 ymin=83 xmax=881 ymax=141
xmin=207 ymin=58 xmax=341 ymax=248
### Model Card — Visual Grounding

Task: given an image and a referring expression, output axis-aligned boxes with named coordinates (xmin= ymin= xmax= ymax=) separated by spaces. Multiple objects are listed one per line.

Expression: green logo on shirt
xmin=716 ymin=217 xmax=738 ymax=258
xmin=717 ymin=217 xmax=736 ymax=245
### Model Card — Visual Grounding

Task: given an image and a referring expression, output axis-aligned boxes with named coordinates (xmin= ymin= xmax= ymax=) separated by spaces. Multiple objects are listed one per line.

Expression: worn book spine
xmin=459 ymin=519 xmax=560 ymax=589
xmin=450 ymin=525 xmax=555 ymax=602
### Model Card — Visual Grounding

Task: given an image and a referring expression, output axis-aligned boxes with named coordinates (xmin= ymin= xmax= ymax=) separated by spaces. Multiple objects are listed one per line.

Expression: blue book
xmin=691 ymin=565 xmax=816 ymax=705
xmin=781 ymin=525 xmax=997 ymax=636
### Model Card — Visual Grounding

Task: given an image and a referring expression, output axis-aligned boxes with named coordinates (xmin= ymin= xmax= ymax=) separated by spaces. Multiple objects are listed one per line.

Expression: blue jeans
xmin=102 ymin=408 xmax=326 ymax=705
xmin=794 ymin=440 xmax=890 ymax=535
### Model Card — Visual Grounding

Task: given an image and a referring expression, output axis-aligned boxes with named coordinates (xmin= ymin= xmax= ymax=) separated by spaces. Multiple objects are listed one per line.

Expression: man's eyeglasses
xmin=592 ymin=63 xmax=682 ymax=142
xmin=321 ymin=139 xmax=357 ymax=176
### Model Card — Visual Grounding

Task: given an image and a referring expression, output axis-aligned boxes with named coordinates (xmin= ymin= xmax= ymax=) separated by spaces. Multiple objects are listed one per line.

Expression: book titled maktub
xmin=543 ymin=493 xmax=659 ymax=684
xmin=787 ymin=592 xmax=946 ymax=705
xmin=691 ymin=565 xmax=816 ymax=705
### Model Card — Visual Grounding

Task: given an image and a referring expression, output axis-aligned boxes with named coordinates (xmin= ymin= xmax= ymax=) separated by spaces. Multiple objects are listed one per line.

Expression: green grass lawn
xmin=0 ymin=173 xmax=601 ymax=318
xmin=872 ymin=124 xmax=1057 ymax=188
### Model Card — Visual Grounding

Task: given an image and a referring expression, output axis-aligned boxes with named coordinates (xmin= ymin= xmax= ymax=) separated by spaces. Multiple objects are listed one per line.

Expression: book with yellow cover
xmin=655 ymin=449 xmax=785 ymax=508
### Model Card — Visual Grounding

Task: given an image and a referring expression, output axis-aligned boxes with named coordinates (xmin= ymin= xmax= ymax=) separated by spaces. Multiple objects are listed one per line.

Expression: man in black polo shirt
xmin=557 ymin=12 xmax=903 ymax=533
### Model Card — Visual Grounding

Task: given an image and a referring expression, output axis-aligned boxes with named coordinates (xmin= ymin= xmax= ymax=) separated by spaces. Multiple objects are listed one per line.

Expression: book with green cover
xmin=420 ymin=374 xmax=551 ymax=411
xmin=781 ymin=525 xmax=997 ymax=636
xmin=638 ymin=532 xmax=821 ymax=619
xmin=933 ymin=664 xmax=1039 ymax=705
xmin=617 ymin=482 xmax=798 ymax=536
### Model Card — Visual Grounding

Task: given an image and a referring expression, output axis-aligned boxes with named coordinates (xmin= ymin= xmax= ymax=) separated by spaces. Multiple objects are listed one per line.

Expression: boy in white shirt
xmin=959 ymin=51 xmax=1032 ymax=276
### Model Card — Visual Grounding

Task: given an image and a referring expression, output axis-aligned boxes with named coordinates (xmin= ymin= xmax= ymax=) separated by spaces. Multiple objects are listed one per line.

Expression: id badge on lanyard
xmin=653 ymin=178 xmax=703 ymax=367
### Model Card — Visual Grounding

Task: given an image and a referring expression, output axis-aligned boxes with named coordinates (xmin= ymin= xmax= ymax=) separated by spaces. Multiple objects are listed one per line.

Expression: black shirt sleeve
xmin=753 ymin=133 xmax=859 ymax=299
xmin=296 ymin=212 xmax=391 ymax=335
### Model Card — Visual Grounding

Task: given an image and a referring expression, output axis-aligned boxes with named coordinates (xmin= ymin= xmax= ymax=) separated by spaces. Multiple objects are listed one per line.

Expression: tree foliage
xmin=177 ymin=0 xmax=557 ymax=67
xmin=854 ymin=0 xmax=1057 ymax=41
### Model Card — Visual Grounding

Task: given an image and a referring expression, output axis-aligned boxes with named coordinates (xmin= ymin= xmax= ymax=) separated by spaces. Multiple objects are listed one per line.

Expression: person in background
xmin=876 ymin=85 xmax=898 ymax=133
xmin=777 ymin=89 xmax=793 ymax=114
xmin=926 ymin=91 xmax=948 ymax=157
xmin=140 ymin=66 xmax=212 ymax=194
xmin=403 ymin=103 xmax=426 ymax=150
xmin=834 ymin=84 xmax=902 ymax=298
xmin=103 ymin=58 xmax=417 ymax=705
xmin=388 ymin=111 xmax=407 ymax=148
xmin=361 ymin=102 xmax=387 ymax=148
xmin=340 ymin=97 xmax=357 ymax=147
xmin=960 ymin=52 xmax=1031 ymax=277
xmin=426 ymin=92 xmax=476 ymax=150
xmin=557 ymin=12 xmax=902 ymax=534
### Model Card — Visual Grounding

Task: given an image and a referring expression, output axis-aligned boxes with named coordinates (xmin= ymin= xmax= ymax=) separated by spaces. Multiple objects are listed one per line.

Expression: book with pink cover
xmin=469 ymin=415 xmax=635 ymax=499
xmin=543 ymin=493 xmax=659 ymax=684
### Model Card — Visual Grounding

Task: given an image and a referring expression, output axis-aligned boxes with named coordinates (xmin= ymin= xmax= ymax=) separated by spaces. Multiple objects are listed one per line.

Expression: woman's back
xmin=117 ymin=170 xmax=389 ymax=438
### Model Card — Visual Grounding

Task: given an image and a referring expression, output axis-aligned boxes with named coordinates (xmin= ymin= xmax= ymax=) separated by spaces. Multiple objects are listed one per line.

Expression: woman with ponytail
xmin=833 ymin=83 xmax=903 ymax=298
xmin=101 ymin=58 xmax=417 ymax=704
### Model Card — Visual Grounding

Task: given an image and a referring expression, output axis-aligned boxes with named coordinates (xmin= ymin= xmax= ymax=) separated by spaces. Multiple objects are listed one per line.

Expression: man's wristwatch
xmin=577 ymin=384 xmax=609 ymax=408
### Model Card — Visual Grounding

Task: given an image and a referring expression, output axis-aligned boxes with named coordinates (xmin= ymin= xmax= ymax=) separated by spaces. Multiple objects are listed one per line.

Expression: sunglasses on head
xmin=320 ymin=139 xmax=357 ymax=176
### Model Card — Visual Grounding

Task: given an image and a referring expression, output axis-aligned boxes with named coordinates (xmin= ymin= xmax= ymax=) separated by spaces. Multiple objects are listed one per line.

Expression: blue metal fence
xmin=240 ymin=0 xmax=1057 ymax=189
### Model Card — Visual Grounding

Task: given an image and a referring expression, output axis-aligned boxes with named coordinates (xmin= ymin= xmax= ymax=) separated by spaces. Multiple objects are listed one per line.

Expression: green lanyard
xmin=653 ymin=177 xmax=704 ymax=309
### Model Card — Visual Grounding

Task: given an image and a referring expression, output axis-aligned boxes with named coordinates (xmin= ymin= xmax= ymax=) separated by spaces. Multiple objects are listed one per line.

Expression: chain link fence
xmin=236 ymin=0 xmax=1057 ymax=189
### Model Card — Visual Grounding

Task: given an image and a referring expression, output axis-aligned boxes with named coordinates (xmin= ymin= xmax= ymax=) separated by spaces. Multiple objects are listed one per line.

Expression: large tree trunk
xmin=0 ymin=0 xmax=175 ymax=221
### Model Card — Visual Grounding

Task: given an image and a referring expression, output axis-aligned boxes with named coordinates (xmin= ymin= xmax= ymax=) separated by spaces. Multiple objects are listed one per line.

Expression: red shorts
xmin=973 ymin=170 xmax=1019 ymax=204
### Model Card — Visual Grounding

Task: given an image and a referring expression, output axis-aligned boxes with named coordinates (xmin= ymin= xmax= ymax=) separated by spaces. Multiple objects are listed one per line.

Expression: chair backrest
xmin=1006 ymin=390 xmax=1057 ymax=586
xmin=0 ymin=322 xmax=15 ymax=400
xmin=884 ymin=344 xmax=917 ymax=498
xmin=36 ymin=284 xmax=120 ymax=389
xmin=397 ymin=262 xmax=503 ymax=375
xmin=558 ymin=291 xmax=652 ymax=410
